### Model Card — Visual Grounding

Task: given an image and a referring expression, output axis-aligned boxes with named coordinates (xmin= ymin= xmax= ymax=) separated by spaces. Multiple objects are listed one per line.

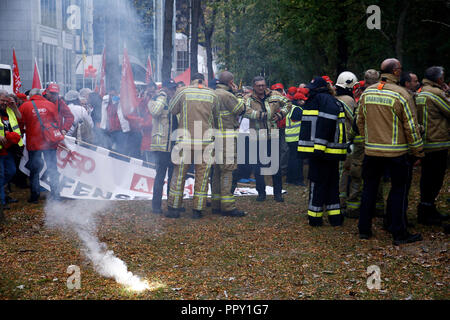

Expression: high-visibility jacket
xmin=415 ymin=79 xmax=450 ymax=152
xmin=0 ymin=107 xmax=23 ymax=149
xmin=285 ymin=104 xmax=302 ymax=143
xmin=150 ymin=91 xmax=176 ymax=152
xmin=357 ymin=73 xmax=424 ymax=158
xmin=336 ymin=95 xmax=356 ymax=140
xmin=214 ymin=83 xmax=265 ymax=139
xmin=169 ymin=80 xmax=220 ymax=149
xmin=297 ymin=88 xmax=348 ymax=161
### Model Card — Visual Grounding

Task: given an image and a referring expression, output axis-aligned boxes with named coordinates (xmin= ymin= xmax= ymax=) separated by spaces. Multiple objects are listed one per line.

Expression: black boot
xmin=0 ymin=204 xmax=5 ymax=224
xmin=274 ymin=194 xmax=284 ymax=203
xmin=417 ymin=203 xmax=441 ymax=226
xmin=393 ymin=232 xmax=423 ymax=246
xmin=222 ymin=209 xmax=246 ymax=217
xmin=212 ymin=208 xmax=222 ymax=215
xmin=165 ymin=207 xmax=180 ymax=219
xmin=308 ymin=216 xmax=323 ymax=227
xmin=328 ymin=214 xmax=344 ymax=227
xmin=192 ymin=210 xmax=203 ymax=219
xmin=256 ymin=193 xmax=266 ymax=202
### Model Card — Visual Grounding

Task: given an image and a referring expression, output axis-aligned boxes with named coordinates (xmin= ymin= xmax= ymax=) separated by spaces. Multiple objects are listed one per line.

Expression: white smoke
xmin=45 ymin=200 xmax=149 ymax=292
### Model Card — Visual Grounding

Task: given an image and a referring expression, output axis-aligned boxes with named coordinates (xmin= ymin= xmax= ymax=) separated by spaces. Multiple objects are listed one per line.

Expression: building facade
xmin=0 ymin=0 xmax=93 ymax=93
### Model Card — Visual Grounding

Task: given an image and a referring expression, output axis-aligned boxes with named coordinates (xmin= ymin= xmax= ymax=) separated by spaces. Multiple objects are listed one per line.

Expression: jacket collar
xmin=216 ymin=83 xmax=231 ymax=91
xmin=380 ymin=73 xmax=400 ymax=85
xmin=190 ymin=79 xmax=205 ymax=87
xmin=422 ymin=78 xmax=441 ymax=88
xmin=251 ymin=88 xmax=271 ymax=102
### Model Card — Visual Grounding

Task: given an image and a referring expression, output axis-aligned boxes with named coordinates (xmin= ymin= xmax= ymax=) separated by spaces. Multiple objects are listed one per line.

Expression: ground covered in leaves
xmin=0 ymin=166 xmax=448 ymax=300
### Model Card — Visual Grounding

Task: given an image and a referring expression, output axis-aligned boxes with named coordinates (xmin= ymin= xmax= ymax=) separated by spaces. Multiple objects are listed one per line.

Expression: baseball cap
xmin=47 ymin=83 xmax=60 ymax=93
xmin=271 ymin=83 xmax=284 ymax=90
xmin=305 ymin=77 xmax=328 ymax=90
xmin=162 ymin=79 xmax=177 ymax=89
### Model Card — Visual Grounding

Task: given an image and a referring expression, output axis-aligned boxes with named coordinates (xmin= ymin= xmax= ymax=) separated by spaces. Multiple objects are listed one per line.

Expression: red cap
xmin=293 ymin=92 xmax=307 ymax=101
xmin=47 ymin=83 xmax=60 ymax=93
xmin=16 ymin=93 xmax=27 ymax=101
xmin=271 ymin=83 xmax=284 ymax=90
xmin=322 ymin=76 xmax=333 ymax=85
xmin=297 ymin=87 xmax=309 ymax=95
xmin=287 ymin=86 xmax=297 ymax=95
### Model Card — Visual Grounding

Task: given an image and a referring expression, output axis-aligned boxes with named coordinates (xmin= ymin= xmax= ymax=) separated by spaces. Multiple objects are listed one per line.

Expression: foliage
xmin=211 ymin=0 xmax=450 ymax=86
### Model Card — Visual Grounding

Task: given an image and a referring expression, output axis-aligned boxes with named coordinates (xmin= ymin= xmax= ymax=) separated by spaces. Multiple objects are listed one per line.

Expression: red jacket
xmin=19 ymin=95 xmax=60 ymax=151
xmin=55 ymin=98 xmax=74 ymax=132
xmin=125 ymin=97 xmax=153 ymax=151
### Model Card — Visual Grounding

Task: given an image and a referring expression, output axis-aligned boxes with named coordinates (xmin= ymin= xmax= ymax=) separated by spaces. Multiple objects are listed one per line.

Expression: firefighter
xmin=297 ymin=77 xmax=347 ymax=227
xmin=357 ymin=58 xmax=424 ymax=245
xmin=243 ymin=76 xmax=292 ymax=202
xmin=149 ymin=80 xmax=179 ymax=215
xmin=211 ymin=71 xmax=267 ymax=217
xmin=285 ymin=92 xmax=307 ymax=186
xmin=415 ymin=66 xmax=450 ymax=225
xmin=335 ymin=71 xmax=358 ymax=214
xmin=166 ymin=73 xmax=219 ymax=219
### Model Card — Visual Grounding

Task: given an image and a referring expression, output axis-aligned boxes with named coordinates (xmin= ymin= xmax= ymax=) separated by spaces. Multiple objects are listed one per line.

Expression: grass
xmin=0 ymin=166 xmax=448 ymax=300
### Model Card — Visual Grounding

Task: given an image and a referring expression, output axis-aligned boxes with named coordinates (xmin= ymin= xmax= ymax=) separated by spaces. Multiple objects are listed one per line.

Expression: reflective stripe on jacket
xmin=285 ymin=104 xmax=302 ymax=142
xmin=415 ymin=79 xmax=450 ymax=152
xmin=0 ymin=107 xmax=23 ymax=149
xmin=297 ymin=90 xmax=347 ymax=161
xmin=356 ymin=73 xmax=424 ymax=158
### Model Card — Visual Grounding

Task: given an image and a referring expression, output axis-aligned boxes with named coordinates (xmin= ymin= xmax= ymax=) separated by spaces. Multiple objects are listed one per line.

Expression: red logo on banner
xmin=57 ymin=148 xmax=96 ymax=176
xmin=130 ymin=173 xmax=155 ymax=194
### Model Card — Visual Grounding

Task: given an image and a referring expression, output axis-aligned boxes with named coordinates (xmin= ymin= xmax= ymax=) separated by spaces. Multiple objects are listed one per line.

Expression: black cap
xmin=162 ymin=79 xmax=177 ymax=89
xmin=305 ymin=77 xmax=328 ymax=90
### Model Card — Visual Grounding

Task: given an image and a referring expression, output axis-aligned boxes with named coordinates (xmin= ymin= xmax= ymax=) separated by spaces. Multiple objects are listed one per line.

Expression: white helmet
xmin=336 ymin=71 xmax=358 ymax=89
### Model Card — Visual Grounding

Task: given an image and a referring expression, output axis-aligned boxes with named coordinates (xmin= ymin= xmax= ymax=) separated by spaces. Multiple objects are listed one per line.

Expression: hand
xmin=0 ymin=136 xmax=7 ymax=146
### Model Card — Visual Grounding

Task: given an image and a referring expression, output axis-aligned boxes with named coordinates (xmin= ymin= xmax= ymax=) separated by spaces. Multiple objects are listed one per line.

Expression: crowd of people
xmin=0 ymin=57 xmax=448 ymax=246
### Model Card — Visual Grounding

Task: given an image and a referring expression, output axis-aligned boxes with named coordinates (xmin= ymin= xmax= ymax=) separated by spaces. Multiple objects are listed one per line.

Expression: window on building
xmin=63 ymin=49 xmax=73 ymax=93
xmin=176 ymin=51 xmax=189 ymax=72
xmin=41 ymin=0 xmax=57 ymax=28
xmin=42 ymin=44 xmax=57 ymax=88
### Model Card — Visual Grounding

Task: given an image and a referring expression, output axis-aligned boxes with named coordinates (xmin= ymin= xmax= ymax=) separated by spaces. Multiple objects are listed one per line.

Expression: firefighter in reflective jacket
xmin=296 ymin=77 xmax=347 ymax=227
xmin=285 ymin=92 xmax=307 ymax=186
xmin=166 ymin=73 xmax=220 ymax=219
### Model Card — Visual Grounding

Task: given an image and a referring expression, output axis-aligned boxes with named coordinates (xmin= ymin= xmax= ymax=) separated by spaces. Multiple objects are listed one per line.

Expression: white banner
xmin=19 ymin=136 xmax=278 ymax=201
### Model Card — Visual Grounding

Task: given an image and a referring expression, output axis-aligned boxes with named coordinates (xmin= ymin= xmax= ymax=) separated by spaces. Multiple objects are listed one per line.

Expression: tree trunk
xmin=203 ymin=3 xmax=217 ymax=85
xmin=162 ymin=0 xmax=174 ymax=82
xmin=224 ymin=0 xmax=231 ymax=70
xmin=104 ymin=0 xmax=120 ymax=92
xmin=396 ymin=0 xmax=409 ymax=63
xmin=190 ymin=0 xmax=201 ymax=75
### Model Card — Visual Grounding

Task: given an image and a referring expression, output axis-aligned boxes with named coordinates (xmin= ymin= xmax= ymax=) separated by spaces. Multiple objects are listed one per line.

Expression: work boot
xmin=27 ymin=193 xmax=39 ymax=204
xmin=165 ymin=207 xmax=180 ymax=219
xmin=192 ymin=210 xmax=203 ymax=219
xmin=417 ymin=203 xmax=441 ymax=226
xmin=0 ymin=204 xmax=5 ymax=224
xmin=328 ymin=214 xmax=344 ymax=227
xmin=222 ymin=209 xmax=246 ymax=217
xmin=308 ymin=216 xmax=323 ymax=227
xmin=344 ymin=208 xmax=359 ymax=219
xmin=152 ymin=207 xmax=163 ymax=215
xmin=211 ymin=208 xmax=222 ymax=215
xmin=359 ymin=231 xmax=373 ymax=240
xmin=430 ymin=205 xmax=449 ymax=221
xmin=393 ymin=232 xmax=423 ymax=246
xmin=5 ymin=196 xmax=18 ymax=204
xmin=256 ymin=193 xmax=266 ymax=202
xmin=274 ymin=194 xmax=284 ymax=203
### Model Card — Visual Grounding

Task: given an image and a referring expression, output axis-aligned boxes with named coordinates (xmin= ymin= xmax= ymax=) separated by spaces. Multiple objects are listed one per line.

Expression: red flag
xmin=12 ymin=49 xmax=21 ymax=94
xmin=98 ymin=47 xmax=106 ymax=97
xmin=145 ymin=55 xmax=153 ymax=84
xmin=32 ymin=58 xmax=42 ymax=89
xmin=119 ymin=48 xmax=139 ymax=116
xmin=174 ymin=67 xmax=191 ymax=87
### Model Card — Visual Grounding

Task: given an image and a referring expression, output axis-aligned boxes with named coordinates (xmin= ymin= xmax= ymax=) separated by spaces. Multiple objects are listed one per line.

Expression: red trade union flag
xmin=145 ymin=55 xmax=152 ymax=84
xmin=31 ymin=58 xmax=42 ymax=89
xmin=119 ymin=48 xmax=139 ymax=116
xmin=12 ymin=49 xmax=21 ymax=94
xmin=174 ymin=67 xmax=191 ymax=87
